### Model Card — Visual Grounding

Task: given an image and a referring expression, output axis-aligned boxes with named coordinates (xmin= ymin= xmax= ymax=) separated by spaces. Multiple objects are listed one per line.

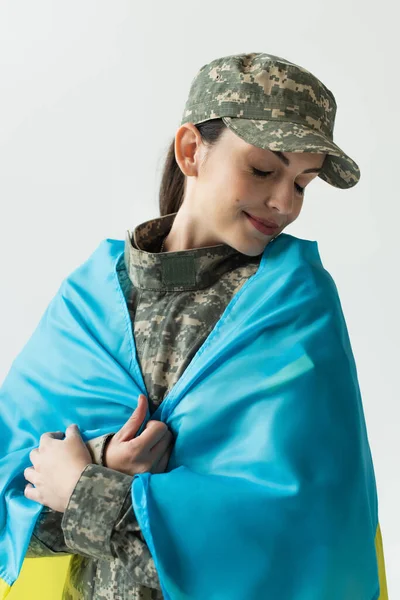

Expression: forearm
xmin=61 ymin=464 xmax=161 ymax=590
xmin=25 ymin=434 xmax=112 ymax=559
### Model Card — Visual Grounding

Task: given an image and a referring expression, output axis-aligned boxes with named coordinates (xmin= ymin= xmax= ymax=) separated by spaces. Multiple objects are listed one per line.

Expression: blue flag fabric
xmin=0 ymin=233 xmax=385 ymax=599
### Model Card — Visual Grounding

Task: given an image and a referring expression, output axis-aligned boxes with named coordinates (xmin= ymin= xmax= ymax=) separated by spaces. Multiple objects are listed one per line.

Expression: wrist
xmin=62 ymin=462 xmax=92 ymax=513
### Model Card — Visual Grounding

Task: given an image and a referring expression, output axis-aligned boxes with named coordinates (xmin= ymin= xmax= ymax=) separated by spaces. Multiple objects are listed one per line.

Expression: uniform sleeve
xmin=25 ymin=506 xmax=72 ymax=557
xmin=25 ymin=434 xmax=113 ymax=558
xmin=61 ymin=464 xmax=161 ymax=590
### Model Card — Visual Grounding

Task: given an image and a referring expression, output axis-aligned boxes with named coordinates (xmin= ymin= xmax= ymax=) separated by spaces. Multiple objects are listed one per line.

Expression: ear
xmin=174 ymin=123 xmax=204 ymax=178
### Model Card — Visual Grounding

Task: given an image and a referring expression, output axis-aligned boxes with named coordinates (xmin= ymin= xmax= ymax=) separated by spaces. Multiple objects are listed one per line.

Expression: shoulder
xmin=270 ymin=232 xmax=320 ymax=265
xmin=59 ymin=238 xmax=125 ymax=294
xmin=266 ymin=232 xmax=340 ymax=305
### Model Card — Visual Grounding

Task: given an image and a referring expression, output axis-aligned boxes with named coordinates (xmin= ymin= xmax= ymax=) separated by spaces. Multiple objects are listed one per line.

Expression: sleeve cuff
xmin=61 ymin=463 xmax=133 ymax=560
xmin=86 ymin=434 xmax=115 ymax=465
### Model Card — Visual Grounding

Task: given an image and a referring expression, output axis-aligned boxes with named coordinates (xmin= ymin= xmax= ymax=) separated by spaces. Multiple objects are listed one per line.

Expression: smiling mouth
xmin=244 ymin=212 xmax=280 ymax=227
xmin=243 ymin=212 xmax=281 ymax=235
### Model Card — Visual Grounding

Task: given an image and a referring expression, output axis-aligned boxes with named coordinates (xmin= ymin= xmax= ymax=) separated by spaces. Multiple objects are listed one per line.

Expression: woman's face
xmin=173 ymin=123 xmax=327 ymax=256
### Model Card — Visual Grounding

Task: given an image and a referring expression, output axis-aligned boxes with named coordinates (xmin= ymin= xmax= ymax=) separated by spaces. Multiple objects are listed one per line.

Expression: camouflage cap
xmin=180 ymin=52 xmax=360 ymax=189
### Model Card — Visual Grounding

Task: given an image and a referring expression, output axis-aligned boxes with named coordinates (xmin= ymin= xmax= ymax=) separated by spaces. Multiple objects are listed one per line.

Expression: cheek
xmin=295 ymin=196 xmax=305 ymax=216
xmin=286 ymin=198 xmax=304 ymax=225
xmin=203 ymin=166 xmax=236 ymax=202
xmin=203 ymin=168 xmax=258 ymax=221
xmin=212 ymin=171 xmax=246 ymax=208
xmin=232 ymin=173 xmax=253 ymax=197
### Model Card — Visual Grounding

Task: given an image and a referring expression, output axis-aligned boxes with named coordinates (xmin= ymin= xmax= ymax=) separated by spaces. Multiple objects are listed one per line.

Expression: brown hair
xmin=159 ymin=118 xmax=227 ymax=217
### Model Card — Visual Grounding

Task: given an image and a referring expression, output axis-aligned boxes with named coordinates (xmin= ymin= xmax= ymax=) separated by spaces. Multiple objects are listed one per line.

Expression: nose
xmin=265 ymin=183 xmax=295 ymax=216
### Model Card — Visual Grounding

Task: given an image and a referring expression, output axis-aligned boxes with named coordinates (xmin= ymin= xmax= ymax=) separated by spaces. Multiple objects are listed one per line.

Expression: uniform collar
xmin=124 ymin=212 xmax=249 ymax=291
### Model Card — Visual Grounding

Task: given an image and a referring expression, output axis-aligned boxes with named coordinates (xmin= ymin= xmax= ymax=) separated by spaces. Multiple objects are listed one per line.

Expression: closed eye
xmin=252 ymin=168 xmax=273 ymax=178
xmin=251 ymin=168 xmax=305 ymax=195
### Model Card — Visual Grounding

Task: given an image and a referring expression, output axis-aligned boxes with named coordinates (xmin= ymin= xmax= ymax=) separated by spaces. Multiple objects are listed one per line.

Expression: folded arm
xmin=60 ymin=463 xmax=161 ymax=590
xmin=25 ymin=434 xmax=160 ymax=589
xmin=25 ymin=434 xmax=111 ymax=557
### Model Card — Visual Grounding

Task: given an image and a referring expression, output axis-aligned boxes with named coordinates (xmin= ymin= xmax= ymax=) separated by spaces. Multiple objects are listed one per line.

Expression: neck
xmin=162 ymin=205 xmax=223 ymax=252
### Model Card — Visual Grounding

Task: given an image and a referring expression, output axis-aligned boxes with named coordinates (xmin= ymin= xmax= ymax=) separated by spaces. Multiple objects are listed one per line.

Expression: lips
xmin=245 ymin=213 xmax=280 ymax=228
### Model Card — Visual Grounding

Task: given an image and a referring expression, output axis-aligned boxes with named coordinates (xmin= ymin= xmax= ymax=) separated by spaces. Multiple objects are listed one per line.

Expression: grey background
xmin=0 ymin=1 xmax=398 ymax=596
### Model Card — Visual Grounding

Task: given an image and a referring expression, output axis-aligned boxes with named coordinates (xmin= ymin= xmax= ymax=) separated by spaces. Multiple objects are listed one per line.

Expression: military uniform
xmin=25 ymin=52 xmax=364 ymax=598
xmin=9 ymin=49 xmax=380 ymax=599
xmin=26 ymin=210 xmax=263 ymax=599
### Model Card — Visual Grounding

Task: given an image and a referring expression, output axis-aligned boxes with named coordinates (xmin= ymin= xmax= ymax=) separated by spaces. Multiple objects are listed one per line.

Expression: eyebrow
xmin=272 ymin=151 xmax=323 ymax=174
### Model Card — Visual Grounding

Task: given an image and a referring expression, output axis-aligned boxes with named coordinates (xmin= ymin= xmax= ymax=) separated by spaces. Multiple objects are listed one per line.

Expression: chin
xmin=230 ymin=239 xmax=269 ymax=257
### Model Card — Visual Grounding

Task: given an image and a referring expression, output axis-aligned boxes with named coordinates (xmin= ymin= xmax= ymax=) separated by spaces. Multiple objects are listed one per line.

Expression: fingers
xmin=149 ymin=429 xmax=173 ymax=456
xmin=24 ymin=466 xmax=39 ymax=485
xmin=118 ymin=394 xmax=148 ymax=442
xmin=29 ymin=448 xmax=40 ymax=468
xmin=24 ymin=483 xmax=41 ymax=504
xmin=65 ymin=424 xmax=82 ymax=438
xmin=151 ymin=443 xmax=174 ymax=474
xmin=149 ymin=431 xmax=174 ymax=474
xmin=137 ymin=419 xmax=170 ymax=449
xmin=39 ymin=426 xmax=81 ymax=446
xmin=39 ymin=431 xmax=65 ymax=445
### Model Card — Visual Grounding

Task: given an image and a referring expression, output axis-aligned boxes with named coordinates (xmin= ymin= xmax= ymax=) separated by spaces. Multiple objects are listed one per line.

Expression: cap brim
xmin=222 ymin=116 xmax=360 ymax=189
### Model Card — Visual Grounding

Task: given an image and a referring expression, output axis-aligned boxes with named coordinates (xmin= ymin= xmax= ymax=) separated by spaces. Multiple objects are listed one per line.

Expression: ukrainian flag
xmin=0 ymin=235 xmax=389 ymax=599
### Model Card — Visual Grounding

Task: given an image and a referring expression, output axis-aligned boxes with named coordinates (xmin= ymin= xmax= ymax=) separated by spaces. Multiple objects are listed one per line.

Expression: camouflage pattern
xmin=26 ymin=507 xmax=71 ymax=557
xmin=85 ymin=434 xmax=113 ymax=465
xmin=26 ymin=435 xmax=112 ymax=558
xmin=27 ymin=211 xmax=264 ymax=598
xmin=180 ymin=51 xmax=361 ymax=189
xmin=124 ymin=212 xmax=262 ymax=416
xmin=62 ymin=465 xmax=163 ymax=600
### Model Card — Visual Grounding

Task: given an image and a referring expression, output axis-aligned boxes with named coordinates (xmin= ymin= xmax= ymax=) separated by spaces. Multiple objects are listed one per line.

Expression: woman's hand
xmin=104 ymin=393 xmax=174 ymax=476
xmin=24 ymin=425 xmax=92 ymax=513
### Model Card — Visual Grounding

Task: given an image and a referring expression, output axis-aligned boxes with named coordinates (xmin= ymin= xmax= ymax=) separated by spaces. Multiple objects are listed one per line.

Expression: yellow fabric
xmin=0 ymin=578 xmax=11 ymax=599
xmin=0 ymin=524 xmax=389 ymax=599
xmin=6 ymin=556 xmax=71 ymax=600
xmin=376 ymin=522 xmax=389 ymax=599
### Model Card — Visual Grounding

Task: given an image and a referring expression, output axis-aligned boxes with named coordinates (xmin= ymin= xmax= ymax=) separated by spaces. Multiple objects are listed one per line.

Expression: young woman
xmin=16 ymin=51 xmax=387 ymax=599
